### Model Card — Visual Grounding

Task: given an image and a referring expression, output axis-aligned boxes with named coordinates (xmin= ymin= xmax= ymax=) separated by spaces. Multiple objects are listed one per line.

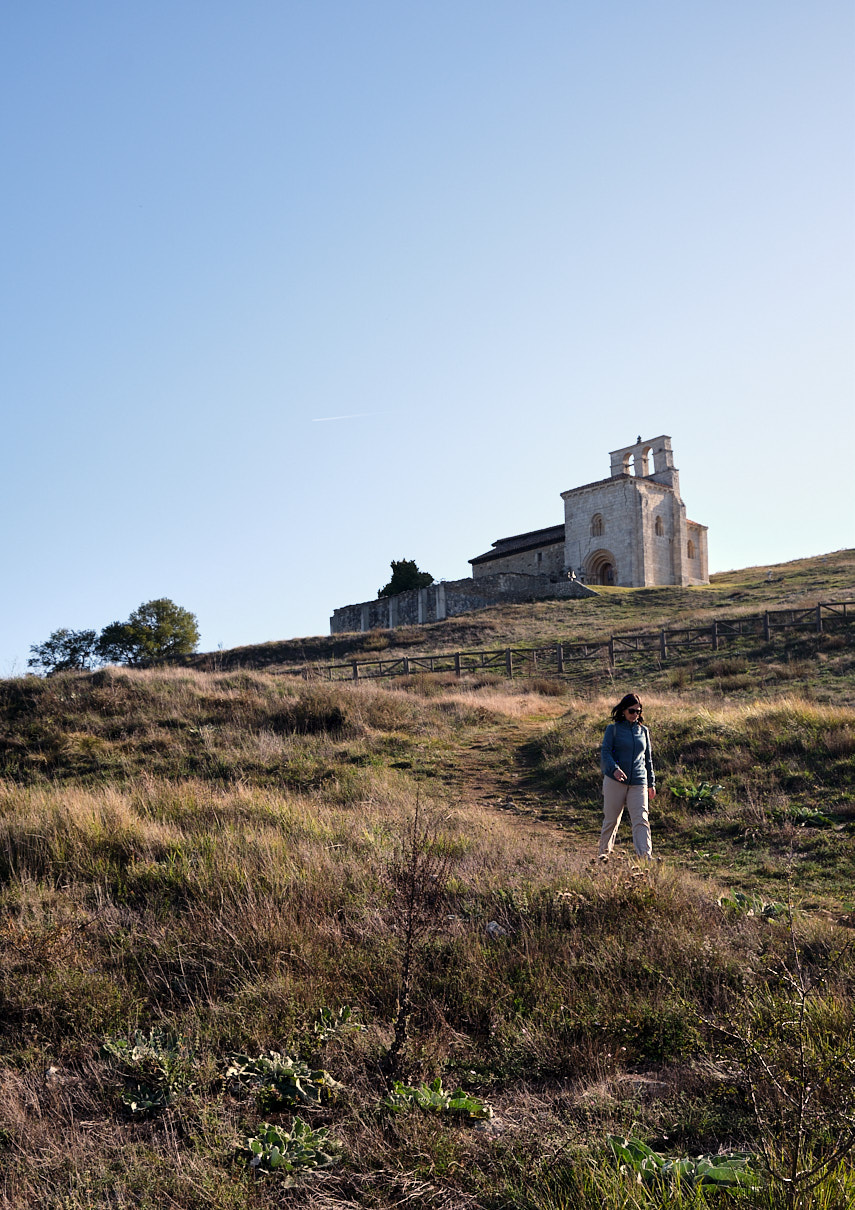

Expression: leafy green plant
xmin=383 ymin=1077 xmax=493 ymax=1120
xmin=226 ymin=1052 xmax=343 ymax=1110
xmin=608 ymin=1136 xmax=757 ymax=1190
xmin=669 ymin=781 xmax=723 ymax=809
xmin=245 ymin=1118 xmax=340 ymax=1179
xmin=772 ymin=804 xmax=836 ymax=828
xmin=718 ymin=890 xmax=786 ymax=919
xmin=101 ymin=1028 xmax=193 ymax=1114
xmin=312 ymin=1005 xmax=366 ymax=1045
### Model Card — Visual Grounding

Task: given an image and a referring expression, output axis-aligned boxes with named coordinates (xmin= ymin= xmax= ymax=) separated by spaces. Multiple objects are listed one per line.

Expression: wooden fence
xmin=306 ymin=600 xmax=852 ymax=684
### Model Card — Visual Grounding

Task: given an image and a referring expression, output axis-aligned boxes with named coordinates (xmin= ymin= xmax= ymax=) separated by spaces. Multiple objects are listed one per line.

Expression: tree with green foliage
xmin=96 ymin=598 xmax=200 ymax=666
xmin=377 ymin=560 xmax=434 ymax=599
xmin=27 ymin=628 xmax=99 ymax=675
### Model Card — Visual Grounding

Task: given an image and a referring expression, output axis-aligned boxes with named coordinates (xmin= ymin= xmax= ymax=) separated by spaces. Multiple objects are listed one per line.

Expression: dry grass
xmin=0 ymin=655 xmax=854 ymax=1206
xmin=178 ymin=548 xmax=855 ymax=676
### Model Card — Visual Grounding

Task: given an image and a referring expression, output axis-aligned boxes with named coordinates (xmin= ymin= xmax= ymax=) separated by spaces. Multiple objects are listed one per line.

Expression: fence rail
xmin=306 ymin=600 xmax=853 ymax=684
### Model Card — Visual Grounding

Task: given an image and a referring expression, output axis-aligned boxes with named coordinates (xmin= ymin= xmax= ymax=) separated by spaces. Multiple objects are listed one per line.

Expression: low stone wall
xmin=329 ymin=573 xmax=596 ymax=634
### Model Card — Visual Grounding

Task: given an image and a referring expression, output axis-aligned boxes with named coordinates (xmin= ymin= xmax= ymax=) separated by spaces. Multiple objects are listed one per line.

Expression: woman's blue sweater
xmin=601 ymin=721 xmax=655 ymax=787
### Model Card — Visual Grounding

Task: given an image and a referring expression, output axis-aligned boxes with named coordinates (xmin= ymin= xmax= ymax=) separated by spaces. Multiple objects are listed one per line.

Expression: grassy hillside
xmin=182 ymin=548 xmax=855 ymax=672
xmin=1 ymin=551 xmax=854 ymax=1208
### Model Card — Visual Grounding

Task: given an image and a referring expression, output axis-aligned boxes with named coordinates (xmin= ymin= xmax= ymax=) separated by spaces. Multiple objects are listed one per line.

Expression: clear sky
xmin=2 ymin=1 xmax=853 ymax=674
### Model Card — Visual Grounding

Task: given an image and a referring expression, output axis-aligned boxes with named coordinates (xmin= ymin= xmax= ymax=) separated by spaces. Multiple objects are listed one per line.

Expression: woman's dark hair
xmin=611 ymin=693 xmax=643 ymax=724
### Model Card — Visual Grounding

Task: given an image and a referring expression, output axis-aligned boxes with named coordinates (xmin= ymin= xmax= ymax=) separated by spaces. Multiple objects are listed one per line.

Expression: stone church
xmin=469 ymin=434 xmax=708 ymax=587
xmin=330 ymin=434 xmax=708 ymax=634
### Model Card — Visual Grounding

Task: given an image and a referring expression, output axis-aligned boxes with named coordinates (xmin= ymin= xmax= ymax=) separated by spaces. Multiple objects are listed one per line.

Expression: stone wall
xmin=641 ymin=480 xmax=683 ymax=586
xmin=562 ymin=472 xmax=708 ymax=588
xmin=330 ymin=572 xmax=596 ymax=634
xmin=687 ymin=520 xmax=709 ymax=584
xmin=471 ymin=539 xmax=565 ymax=579
xmin=563 ymin=476 xmax=643 ymax=586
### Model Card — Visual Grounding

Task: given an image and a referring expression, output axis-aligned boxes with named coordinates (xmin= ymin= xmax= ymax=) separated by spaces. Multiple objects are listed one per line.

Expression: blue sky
xmin=2 ymin=1 xmax=853 ymax=673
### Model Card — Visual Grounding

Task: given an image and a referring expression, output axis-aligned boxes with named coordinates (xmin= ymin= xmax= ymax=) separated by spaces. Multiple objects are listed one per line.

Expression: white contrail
xmin=311 ymin=411 xmax=385 ymax=422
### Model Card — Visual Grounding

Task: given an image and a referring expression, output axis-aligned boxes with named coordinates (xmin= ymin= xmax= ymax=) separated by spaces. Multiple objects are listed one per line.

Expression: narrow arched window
xmin=687 ymin=539 xmax=696 ymax=559
xmin=655 ymin=516 xmax=664 ymax=537
xmin=591 ymin=513 xmax=604 ymax=537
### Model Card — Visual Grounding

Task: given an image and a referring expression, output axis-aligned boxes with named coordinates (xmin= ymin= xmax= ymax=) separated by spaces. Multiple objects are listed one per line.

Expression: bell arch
xmin=585 ymin=548 xmax=617 ymax=586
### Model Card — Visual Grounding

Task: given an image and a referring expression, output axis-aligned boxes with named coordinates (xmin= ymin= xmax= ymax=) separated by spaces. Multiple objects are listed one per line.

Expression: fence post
xmin=556 ymin=643 xmax=564 ymax=673
xmin=816 ymin=603 xmax=823 ymax=633
xmin=505 ymin=648 xmax=513 ymax=678
xmin=608 ymin=637 xmax=615 ymax=668
xmin=711 ymin=621 xmax=719 ymax=651
xmin=660 ymin=630 xmax=667 ymax=661
xmin=403 ymin=657 xmax=410 ymax=675
xmin=454 ymin=652 xmax=461 ymax=677
xmin=352 ymin=661 xmax=359 ymax=681
xmin=763 ymin=612 xmax=771 ymax=642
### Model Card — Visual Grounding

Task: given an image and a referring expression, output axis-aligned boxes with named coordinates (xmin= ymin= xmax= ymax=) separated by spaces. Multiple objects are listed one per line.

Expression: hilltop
xmin=182 ymin=548 xmax=855 ymax=673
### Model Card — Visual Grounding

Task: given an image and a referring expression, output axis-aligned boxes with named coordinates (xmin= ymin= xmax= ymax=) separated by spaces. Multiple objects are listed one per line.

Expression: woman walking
xmin=599 ymin=693 xmax=656 ymax=860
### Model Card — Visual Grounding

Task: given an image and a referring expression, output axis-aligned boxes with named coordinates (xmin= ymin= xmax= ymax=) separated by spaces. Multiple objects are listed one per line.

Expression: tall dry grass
xmin=0 ymin=669 xmax=853 ymax=1207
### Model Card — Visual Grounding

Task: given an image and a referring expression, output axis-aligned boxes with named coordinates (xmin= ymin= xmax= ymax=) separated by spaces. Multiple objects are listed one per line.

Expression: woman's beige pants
xmin=599 ymin=777 xmax=652 ymax=858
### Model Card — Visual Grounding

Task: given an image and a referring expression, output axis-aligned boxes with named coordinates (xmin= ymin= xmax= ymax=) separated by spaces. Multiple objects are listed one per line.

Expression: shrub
xmin=377 ymin=559 xmax=433 ymax=599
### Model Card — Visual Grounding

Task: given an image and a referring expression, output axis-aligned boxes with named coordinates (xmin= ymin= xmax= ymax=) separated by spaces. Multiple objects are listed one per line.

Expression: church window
xmin=655 ymin=516 xmax=664 ymax=536
xmin=591 ymin=513 xmax=604 ymax=537
xmin=687 ymin=539 xmax=696 ymax=559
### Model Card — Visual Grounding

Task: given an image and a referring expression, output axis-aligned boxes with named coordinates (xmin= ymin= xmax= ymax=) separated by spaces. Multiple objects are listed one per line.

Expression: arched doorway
xmin=586 ymin=549 xmax=617 ymax=586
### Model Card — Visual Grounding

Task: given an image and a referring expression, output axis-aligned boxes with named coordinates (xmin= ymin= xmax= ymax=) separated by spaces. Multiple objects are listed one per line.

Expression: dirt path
xmin=433 ymin=709 xmax=588 ymax=849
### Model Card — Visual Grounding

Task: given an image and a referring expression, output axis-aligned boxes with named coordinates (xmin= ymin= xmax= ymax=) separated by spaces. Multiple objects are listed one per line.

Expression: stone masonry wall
xmin=471 ymin=540 xmax=565 ymax=580
xmin=330 ymin=572 xmax=596 ymax=634
xmin=563 ymin=477 xmax=642 ymax=585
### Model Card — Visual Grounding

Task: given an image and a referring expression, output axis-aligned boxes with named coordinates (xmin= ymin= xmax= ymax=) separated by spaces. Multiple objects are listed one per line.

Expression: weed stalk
xmin=381 ymin=792 xmax=453 ymax=1083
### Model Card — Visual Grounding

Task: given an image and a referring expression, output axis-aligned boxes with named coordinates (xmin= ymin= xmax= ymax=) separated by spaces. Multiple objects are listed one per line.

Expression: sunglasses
xmin=624 ymin=707 xmax=642 ymax=715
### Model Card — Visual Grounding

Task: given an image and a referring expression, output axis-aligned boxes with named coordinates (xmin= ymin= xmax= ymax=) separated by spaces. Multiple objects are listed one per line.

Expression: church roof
xmin=560 ymin=472 xmax=671 ymax=498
